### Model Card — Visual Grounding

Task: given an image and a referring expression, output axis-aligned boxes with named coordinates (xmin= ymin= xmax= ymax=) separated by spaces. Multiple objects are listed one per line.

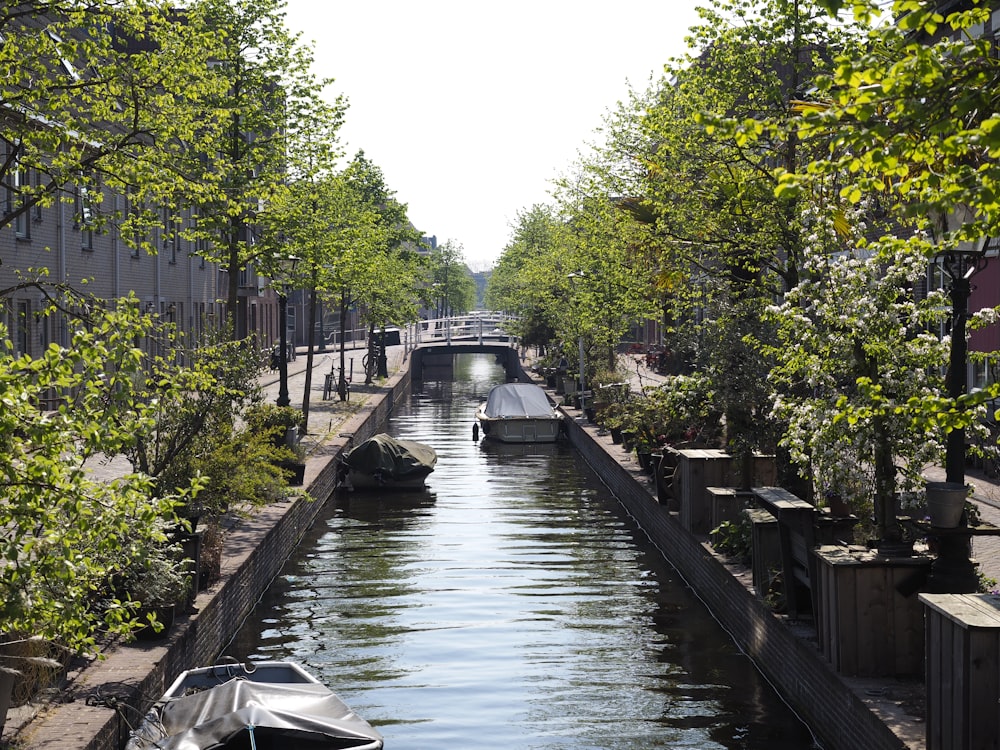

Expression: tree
xmin=337 ymin=152 xmax=421 ymax=384
xmin=0 ymin=1 xmax=221 ymax=239
xmin=766 ymin=0 xmax=1000 ymax=537
xmin=185 ymin=0 xmax=345 ymax=338
xmin=486 ymin=205 xmax=570 ymax=353
xmin=260 ymin=168 xmax=381 ymax=414
xmin=626 ymin=0 xmax=865 ymax=483
xmin=0 ymin=292 xmax=196 ymax=653
xmin=427 ymin=241 xmax=476 ymax=319
xmin=765 ymin=209 xmax=953 ymax=542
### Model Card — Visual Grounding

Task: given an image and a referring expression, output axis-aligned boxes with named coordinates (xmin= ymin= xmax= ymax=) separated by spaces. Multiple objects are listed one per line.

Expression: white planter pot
xmin=925 ymin=481 xmax=968 ymax=528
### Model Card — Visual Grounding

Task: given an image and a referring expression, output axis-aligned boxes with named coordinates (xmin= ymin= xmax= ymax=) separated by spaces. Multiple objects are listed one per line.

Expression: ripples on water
xmin=230 ymin=355 xmax=817 ymax=749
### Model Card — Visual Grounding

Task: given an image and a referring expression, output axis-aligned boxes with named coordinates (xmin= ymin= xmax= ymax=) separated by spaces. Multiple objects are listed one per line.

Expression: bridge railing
xmin=405 ymin=314 xmax=519 ymax=353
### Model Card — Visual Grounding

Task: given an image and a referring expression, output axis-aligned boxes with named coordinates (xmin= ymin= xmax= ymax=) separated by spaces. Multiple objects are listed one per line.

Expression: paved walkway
xmin=259 ymin=342 xmax=409 ymax=458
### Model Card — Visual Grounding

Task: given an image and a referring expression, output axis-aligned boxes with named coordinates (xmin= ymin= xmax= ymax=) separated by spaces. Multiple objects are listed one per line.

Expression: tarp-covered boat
xmin=475 ymin=382 xmax=563 ymax=443
xmin=340 ymin=433 xmax=437 ymax=489
xmin=126 ymin=660 xmax=383 ymax=750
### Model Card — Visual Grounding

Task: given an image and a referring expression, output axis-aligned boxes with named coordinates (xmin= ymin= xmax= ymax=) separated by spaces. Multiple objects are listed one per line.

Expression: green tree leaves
xmin=0 ymin=295 xmax=190 ymax=652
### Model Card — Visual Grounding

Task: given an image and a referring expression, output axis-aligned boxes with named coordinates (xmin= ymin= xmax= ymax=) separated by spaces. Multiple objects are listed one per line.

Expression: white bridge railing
xmin=405 ymin=313 xmax=519 ymax=353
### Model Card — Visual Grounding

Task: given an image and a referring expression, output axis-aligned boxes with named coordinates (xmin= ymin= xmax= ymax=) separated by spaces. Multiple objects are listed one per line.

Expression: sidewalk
xmin=259 ymin=342 xmax=409 ymax=459
xmin=616 ymin=350 xmax=1000 ymax=589
xmin=82 ymin=342 xmax=411 ymax=485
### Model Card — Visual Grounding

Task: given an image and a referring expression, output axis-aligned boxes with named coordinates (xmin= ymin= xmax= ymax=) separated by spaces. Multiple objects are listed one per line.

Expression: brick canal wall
xmin=19 ymin=370 xmax=411 ymax=750
xmin=559 ymin=408 xmax=909 ymax=750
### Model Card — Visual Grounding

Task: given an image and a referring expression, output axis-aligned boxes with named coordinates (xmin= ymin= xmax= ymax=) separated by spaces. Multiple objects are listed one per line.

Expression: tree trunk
xmin=301 ymin=283 xmax=318 ymax=432
xmin=338 ymin=290 xmax=349 ymax=401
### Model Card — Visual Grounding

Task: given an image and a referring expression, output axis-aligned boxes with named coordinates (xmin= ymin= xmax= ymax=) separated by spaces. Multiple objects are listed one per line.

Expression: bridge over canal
xmin=404 ymin=313 xmax=522 ymax=381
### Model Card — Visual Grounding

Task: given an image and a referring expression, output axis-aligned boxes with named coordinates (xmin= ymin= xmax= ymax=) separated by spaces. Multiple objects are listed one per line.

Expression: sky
xmin=282 ymin=1 xmax=707 ymax=271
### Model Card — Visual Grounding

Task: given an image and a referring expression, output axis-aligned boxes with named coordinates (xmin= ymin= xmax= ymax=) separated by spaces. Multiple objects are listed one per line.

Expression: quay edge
xmin=14 ymin=367 xmax=412 ymax=750
xmin=548 ymin=375 xmax=920 ymax=750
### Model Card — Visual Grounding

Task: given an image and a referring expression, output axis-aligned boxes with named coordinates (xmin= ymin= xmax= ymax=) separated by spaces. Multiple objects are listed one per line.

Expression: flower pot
xmin=926 ymin=481 xmax=968 ymax=528
xmin=280 ymin=460 xmax=307 ymax=486
xmin=610 ymin=427 xmax=623 ymax=444
xmin=136 ymin=604 xmax=176 ymax=641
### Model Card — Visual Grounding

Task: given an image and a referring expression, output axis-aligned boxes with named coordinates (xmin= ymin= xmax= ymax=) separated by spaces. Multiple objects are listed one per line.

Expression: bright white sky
xmin=283 ymin=1 xmax=707 ymax=271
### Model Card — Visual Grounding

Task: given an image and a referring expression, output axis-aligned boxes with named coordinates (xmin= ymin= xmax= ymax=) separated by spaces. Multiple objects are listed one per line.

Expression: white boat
xmin=339 ymin=433 xmax=437 ymax=489
xmin=475 ymin=382 xmax=564 ymax=443
xmin=126 ymin=660 xmax=383 ymax=750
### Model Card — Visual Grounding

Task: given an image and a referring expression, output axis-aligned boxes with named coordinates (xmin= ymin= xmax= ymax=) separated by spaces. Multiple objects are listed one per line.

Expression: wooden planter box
xmin=920 ymin=593 xmax=1000 ymax=750
xmin=747 ymin=507 xmax=781 ymax=596
xmin=706 ymin=487 xmax=753 ymax=531
xmin=814 ymin=545 xmax=932 ymax=677
xmin=674 ymin=449 xmax=776 ymax=534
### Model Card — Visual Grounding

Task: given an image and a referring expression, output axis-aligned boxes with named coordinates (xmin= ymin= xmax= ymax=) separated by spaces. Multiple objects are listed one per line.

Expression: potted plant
xmin=244 ymin=403 xmax=305 ymax=449
xmin=242 ymin=402 xmax=308 ymax=485
xmin=116 ymin=540 xmax=192 ymax=640
xmin=600 ymin=401 xmax=628 ymax=443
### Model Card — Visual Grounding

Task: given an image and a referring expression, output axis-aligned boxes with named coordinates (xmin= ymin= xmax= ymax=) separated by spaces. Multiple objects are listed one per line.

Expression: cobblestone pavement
xmin=257 ymin=342 xmax=409 ymax=456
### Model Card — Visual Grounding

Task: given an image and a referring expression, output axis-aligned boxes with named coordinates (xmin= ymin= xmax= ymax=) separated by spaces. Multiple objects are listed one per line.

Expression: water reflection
xmin=229 ymin=354 xmax=817 ymax=749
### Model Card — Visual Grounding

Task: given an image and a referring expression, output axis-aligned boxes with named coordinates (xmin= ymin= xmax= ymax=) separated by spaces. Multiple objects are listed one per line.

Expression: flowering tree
xmin=767 ymin=0 xmax=1000 ymax=538
xmin=765 ymin=206 xmax=956 ymax=541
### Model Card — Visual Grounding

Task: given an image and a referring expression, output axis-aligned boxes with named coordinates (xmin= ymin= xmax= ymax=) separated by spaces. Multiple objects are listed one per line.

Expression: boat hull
xmin=476 ymin=411 xmax=563 ymax=443
xmin=339 ymin=433 xmax=437 ymax=491
xmin=346 ymin=467 xmax=433 ymax=490
xmin=476 ymin=382 xmax=564 ymax=444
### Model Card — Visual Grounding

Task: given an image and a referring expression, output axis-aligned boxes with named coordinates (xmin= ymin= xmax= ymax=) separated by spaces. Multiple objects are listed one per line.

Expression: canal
xmin=229 ymin=354 xmax=818 ymax=749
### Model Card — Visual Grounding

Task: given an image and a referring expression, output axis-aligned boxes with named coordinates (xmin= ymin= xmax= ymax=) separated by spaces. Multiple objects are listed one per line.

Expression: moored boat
xmin=475 ymin=382 xmax=564 ymax=444
xmin=125 ymin=659 xmax=383 ymax=750
xmin=339 ymin=432 xmax=437 ymax=489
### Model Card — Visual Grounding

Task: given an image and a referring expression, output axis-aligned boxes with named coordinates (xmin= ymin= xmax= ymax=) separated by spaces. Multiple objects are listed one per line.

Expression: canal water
xmin=229 ymin=354 xmax=818 ymax=749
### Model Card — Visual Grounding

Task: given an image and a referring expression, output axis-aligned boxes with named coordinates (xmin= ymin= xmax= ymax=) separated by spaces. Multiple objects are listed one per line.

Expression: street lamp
xmin=933 ymin=207 xmax=989 ymax=485
xmin=927 ymin=208 xmax=989 ymax=593
xmin=275 ymin=255 xmax=300 ymax=408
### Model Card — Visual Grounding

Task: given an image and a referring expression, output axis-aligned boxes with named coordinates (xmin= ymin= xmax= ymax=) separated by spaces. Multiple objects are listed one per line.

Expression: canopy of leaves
xmin=0 ymin=295 xmax=195 ymax=653
xmin=0 ymin=1 xmax=223 ymax=235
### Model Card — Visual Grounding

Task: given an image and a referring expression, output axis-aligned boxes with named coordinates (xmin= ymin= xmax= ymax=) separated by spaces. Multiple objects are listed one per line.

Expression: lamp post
xmin=934 ymin=208 xmax=989 ymax=484
xmin=927 ymin=208 xmax=989 ymax=593
xmin=275 ymin=256 xmax=300 ymax=408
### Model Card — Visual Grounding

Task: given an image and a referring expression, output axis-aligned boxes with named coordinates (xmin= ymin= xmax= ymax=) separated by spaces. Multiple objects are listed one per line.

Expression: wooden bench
xmin=753 ymin=487 xmax=818 ymax=620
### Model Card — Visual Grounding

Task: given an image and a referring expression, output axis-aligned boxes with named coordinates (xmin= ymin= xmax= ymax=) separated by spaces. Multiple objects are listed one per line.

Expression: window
xmin=163 ymin=209 xmax=178 ymax=264
xmin=75 ymin=175 xmax=99 ymax=250
xmin=15 ymin=300 xmax=29 ymax=357
xmin=972 ymin=359 xmax=990 ymax=391
xmin=11 ymin=162 xmax=28 ymax=239
xmin=36 ymin=301 xmax=51 ymax=352
xmin=127 ymin=193 xmax=143 ymax=258
xmin=45 ymin=29 xmax=80 ymax=81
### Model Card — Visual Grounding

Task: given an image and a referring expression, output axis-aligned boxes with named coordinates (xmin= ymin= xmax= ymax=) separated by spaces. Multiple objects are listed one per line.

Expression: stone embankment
xmin=10 ymin=345 xmax=411 ymax=750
